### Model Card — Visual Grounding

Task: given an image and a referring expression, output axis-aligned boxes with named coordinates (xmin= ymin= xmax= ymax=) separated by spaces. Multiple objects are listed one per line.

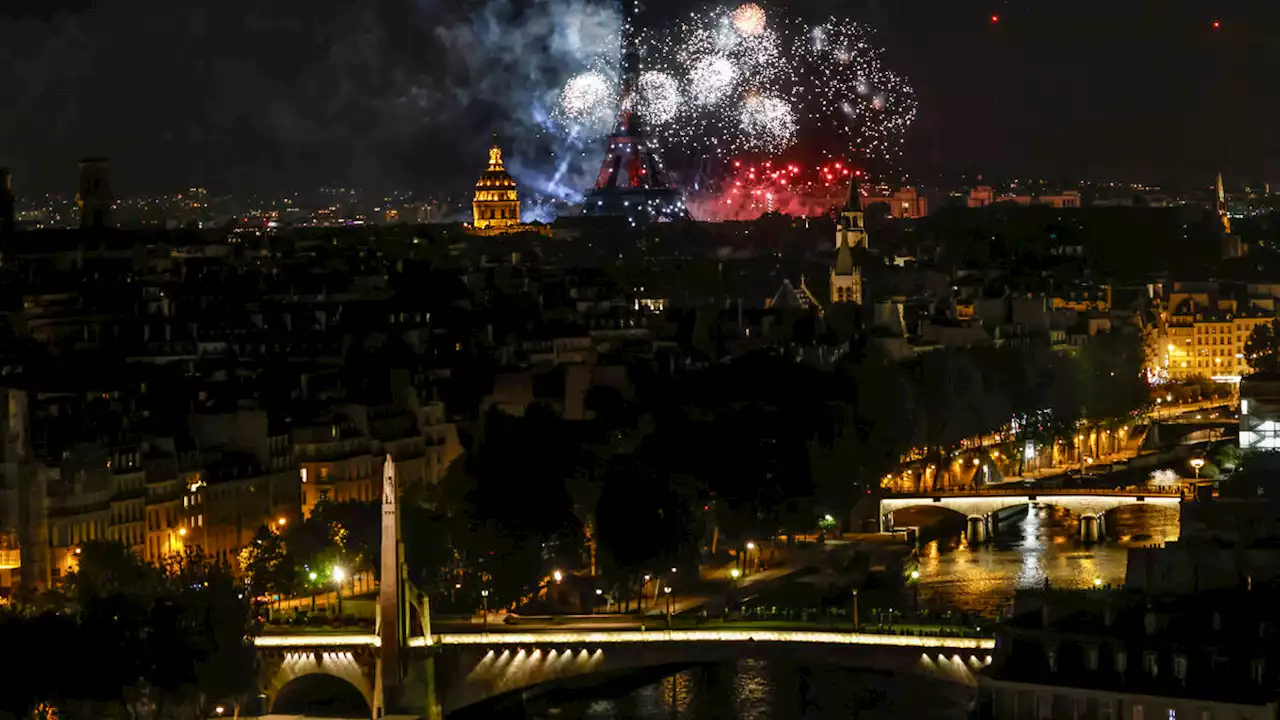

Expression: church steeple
xmin=1217 ymin=172 xmax=1231 ymax=234
xmin=831 ymin=173 xmax=867 ymax=306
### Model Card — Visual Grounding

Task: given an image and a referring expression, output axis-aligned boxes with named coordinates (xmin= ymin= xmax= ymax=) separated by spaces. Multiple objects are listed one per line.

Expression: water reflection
xmin=916 ymin=503 xmax=1180 ymax=617
xmin=550 ymin=659 xmax=972 ymax=720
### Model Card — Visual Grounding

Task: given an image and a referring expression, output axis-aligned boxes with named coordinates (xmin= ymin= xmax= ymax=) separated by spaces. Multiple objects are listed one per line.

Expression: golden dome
xmin=473 ymin=136 xmax=520 ymax=229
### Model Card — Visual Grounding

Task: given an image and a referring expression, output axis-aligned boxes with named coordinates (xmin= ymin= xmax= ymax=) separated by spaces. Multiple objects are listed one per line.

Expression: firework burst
xmin=556 ymin=70 xmax=614 ymax=132
xmin=552 ymin=2 xmax=916 ymax=169
xmin=637 ymin=71 xmax=681 ymax=124
xmin=739 ymin=93 xmax=797 ymax=150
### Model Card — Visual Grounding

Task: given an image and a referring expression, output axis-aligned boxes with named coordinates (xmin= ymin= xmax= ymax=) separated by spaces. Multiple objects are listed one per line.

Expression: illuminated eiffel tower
xmin=582 ymin=0 xmax=688 ymax=222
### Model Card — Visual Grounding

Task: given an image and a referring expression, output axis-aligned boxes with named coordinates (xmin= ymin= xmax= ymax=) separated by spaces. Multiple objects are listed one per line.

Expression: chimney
xmin=77 ymin=157 xmax=113 ymax=229
xmin=0 ymin=167 xmax=13 ymax=236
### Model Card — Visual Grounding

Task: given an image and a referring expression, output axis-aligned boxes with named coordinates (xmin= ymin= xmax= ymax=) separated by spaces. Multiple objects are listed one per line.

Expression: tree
xmin=239 ymin=524 xmax=290 ymax=599
xmin=1214 ymin=443 xmax=1243 ymax=471
xmin=4 ymin=542 xmax=256 ymax=719
xmin=595 ymin=452 xmax=696 ymax=610
xmin=1245 ymin=320 xmax=1280 ymax=374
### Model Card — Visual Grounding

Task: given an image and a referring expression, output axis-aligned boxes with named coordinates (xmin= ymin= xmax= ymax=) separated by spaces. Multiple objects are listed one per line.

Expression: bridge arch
xmin=260 ymin=648 xmax=377 ymax=715
xmin=271 ymin=671 xmax=372 ymax=716
xmin=434 ymin=639 xmax=988 ymax=715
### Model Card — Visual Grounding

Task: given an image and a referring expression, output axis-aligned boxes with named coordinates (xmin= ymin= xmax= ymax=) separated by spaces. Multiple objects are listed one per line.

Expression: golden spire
xmin=488 ymin=133 xmax=504 ymax=171
xmin=1217 ymin=172 xmax=1231 ymax=234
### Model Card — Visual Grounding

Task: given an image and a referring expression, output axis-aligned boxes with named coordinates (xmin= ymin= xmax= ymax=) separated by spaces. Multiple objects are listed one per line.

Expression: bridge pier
xmin=966 ymin=516 xmax=987 ymax=545
xmin=1079 ymin=514 xmax=1102 ymax=543
xmin=881 ymin=511 xmax=894 ymax=533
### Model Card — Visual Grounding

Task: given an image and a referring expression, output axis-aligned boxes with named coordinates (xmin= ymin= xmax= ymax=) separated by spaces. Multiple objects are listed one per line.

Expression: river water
xmin=297 ymin=504 xmax=1180 ymax=720
xmin=533 ymin=503 xmax=1179 ymax=720
xmin=914 ymin=502 xmax=1181 ymax=617
xmin=531 ymin=660 xmax=974 ymax=720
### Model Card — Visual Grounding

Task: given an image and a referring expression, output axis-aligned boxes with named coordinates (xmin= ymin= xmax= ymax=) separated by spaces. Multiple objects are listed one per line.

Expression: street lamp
xmin=276 ymin=516 xmax=287 ymax=529
xmin=595 ymin=587 xmax=604 ymax=614
xmin=663 ymin=585 xmax=673 ymax=629
xmin=851 ymin=589 xmax=859 ymax=629
xmin=332 ymin=566 xmax=346 ymax=617
xmin=1191 ymin=457 xmax=1206 ymax=479
xmin=730 ymin=567 xmax=741 ymax=581
xmin=1093 ymin=577 xmax=1103 ymax=588
xmin=480 ymin=589 xmax=489 ymax=632
xmin=552 ymin=569 xmax=563 ymax=583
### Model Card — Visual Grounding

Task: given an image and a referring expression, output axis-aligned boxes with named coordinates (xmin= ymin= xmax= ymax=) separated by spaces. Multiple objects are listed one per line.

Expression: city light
xmin=178 ymin=528 xmax=188 ymax=537
xmin=910 ymin=570 xmax=920 ymax=581
xmin=553 ymin=570 xmax=563 ymax=583
xmin=730 ymin=568 xmax=741 ymax=579
xmin=276 ymin=516 xmax=288 ymax=528
xmin=332 ymin=566 xmax=346 ymax=583
xmin=1093 ymin=577 xmax=1103 ymax=587
xmin=308 ymin=571 xmax=318 ymax=582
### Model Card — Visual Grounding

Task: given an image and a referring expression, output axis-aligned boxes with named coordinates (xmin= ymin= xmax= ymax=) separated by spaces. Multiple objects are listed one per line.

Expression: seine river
xmin=301 ymin=504 xmax=1180 ymax=720
xmin=530 ymin=661 xmax=974 ymax=720
xmin=914 ymin=502 xmax=1181 ymax=616
xmin=533 ymin=502 xmax=1180 ymax=720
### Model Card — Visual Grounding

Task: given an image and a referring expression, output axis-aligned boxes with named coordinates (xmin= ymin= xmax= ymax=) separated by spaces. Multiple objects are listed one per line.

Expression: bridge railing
xmin=252 ymin=628 xmax=996 ymax=651
xmin=883 ymin=487 xmax=1183 ymax=498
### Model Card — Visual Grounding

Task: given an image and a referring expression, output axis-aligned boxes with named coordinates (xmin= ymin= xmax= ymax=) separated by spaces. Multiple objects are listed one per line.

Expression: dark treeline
xmin=0 ymin=544 xmax=254 ymax=720
xmin=393 ymin=328 xmax=1149 ymax=613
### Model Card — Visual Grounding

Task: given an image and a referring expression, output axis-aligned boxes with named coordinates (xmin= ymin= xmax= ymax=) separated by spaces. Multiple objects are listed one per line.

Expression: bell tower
xmin=77 ymin=158 xmax=113 ymax=229
xmin=830 ymin=175 xmax=866 ymax=305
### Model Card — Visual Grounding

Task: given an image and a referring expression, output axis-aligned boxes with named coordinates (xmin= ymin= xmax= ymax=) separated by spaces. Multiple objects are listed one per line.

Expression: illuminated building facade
xmin=472 ymin=140 xmax=520 ymax=230
xmin=1162 ymin=297 xmax=1272 ymax=382
xmin=862 ymin=186 xmax=928 ymax=219
xmin=966 ymin=186 xmax=1081 ymax=209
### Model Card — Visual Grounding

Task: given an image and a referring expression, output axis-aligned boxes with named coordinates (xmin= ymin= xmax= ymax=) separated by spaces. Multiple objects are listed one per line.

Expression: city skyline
xmin=0 ymin=0 xmax=1276 ymax=195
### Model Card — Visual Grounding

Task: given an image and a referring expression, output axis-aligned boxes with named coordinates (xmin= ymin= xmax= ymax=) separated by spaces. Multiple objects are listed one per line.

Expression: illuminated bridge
xmin=253 ymin=629 xmax=995 ymax=717
xmin=880 ymin=489 xmax=1182 ymax=542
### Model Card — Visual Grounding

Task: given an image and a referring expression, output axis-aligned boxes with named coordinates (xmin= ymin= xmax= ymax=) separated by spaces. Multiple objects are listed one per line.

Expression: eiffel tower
xmin=582 ymin=0 xmax=688 ymax=222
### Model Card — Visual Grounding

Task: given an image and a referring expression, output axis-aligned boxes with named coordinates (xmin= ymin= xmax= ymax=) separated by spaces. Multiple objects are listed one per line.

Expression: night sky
xmin=0 ymin=0 xmax=1275 ymax=195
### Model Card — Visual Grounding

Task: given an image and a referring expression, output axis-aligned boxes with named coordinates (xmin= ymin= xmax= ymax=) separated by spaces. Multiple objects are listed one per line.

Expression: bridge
xmin=879 ymin=488 xmax=1182 ymax=542
xmin=252 ymin=458 xmax=995 ymax=718
xmin=254 ymin=628 xmax=996 ymax=717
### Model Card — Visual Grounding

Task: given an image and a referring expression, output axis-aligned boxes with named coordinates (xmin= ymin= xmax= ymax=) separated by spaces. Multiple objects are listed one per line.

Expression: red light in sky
xmin=990 ymin=14 xmax=999 ymax=23
xmin=1213 ymin=20 xmax=1221 ymax=28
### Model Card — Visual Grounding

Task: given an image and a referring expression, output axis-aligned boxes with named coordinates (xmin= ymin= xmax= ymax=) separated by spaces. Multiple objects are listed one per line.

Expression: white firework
xmin=738 ymin=93 xmax=797 ymax=151
xmin=557 ymin=71 xmax=614 ymax=130
xmin=688 ymin=54 xmax=737 ymax=106
xmin=637 ymin=71 xmax=681 ymax=124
